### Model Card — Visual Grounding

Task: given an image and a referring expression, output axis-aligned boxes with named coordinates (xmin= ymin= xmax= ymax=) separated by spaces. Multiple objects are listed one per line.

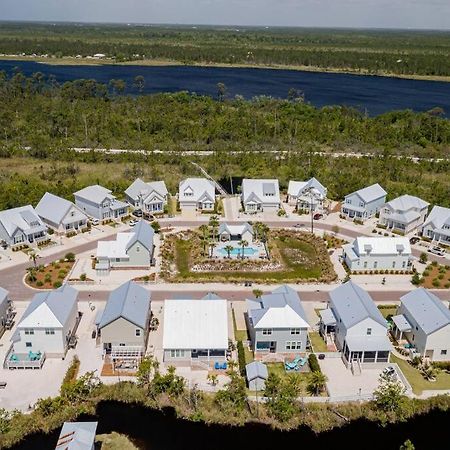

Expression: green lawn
xmin=266 ymin=363 xmax=311 ymax=394
xmin=96 ymin=433 xmax=138 ymax=450
xmin=391 ymin=355 xmax=450 ymax=395
xmin=309 ymin=332 xmax=328 ymax=352
xmin=378 ymin=305 xmax=398 ymax=319
xmin=167 ymin=231 xmax=336 ymax=283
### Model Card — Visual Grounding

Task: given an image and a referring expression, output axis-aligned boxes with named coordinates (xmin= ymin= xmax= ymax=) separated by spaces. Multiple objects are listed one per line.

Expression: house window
xmin=25 ymin=342 xmax=32 ymax=348
xmin=136 ymin=246 xmax=140 ymax=253
xmin=24 ymin=329 xmax=34 ymax=335
xmin=441 ymin=350 xmax=448 ymax=355
xmin=286 ymin=341 xmax=302 ymax=350
xmin=115 ymin=258 xmax=120 ymax=262
xmin=374 ymin=261 xmax=378 ymax=268
xmin=170 ymin=349 xmax=185 ymax=358
xmin=363 ymin=261 xmax=368 ymax=269
xmin=290 ymin=328 xmax=301 ymax=335
xmin=367 ymin=328 xmax=372 ymax=335
xmin=392 ymin=261 xmax=396 ymax=268
xmin=402 ymin=261 xmax=406 ymax=268
xmin=135 ymin=329 xmax=141 ymax=337
xmin=45 ymin=329 xmax=55 ymax=335
xmin=262 ymin=329 xmax=272 ymax=335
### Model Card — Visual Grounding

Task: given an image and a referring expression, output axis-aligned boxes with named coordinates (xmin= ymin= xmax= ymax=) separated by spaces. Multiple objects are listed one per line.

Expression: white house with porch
xmin=392 ymin=288 xmax=450 ymax=362
xmin=343 ymin=236 xmax=412 ymax=272
xmin=287 ymin=177 xmax=327 ymax=212
xmin=178 ymin=178 xmax=216 ymax=213
xmin=162 ymin=299 xmax=228 ymax=367
xmin=218 ymin=222 xmax=254 ymax=244
xmin=0 ymin=205 xmax=48 ymax=247
xmin=35 ymin=192 xmax=88 ymax=235
xmin=341 ymin=183 xmax=387 ymax=222
xmin=74 ymin=185 xmax=128 ymax=221
xmin=421 ymin=205 xmax=450 ymax=245
xmin=125 ymin=178 xmax=169 ymax=214
xmin=241 ymin=179 xmax=281 ymax=213
xmin=320 ymin=281 xmax=391 ymax=369
xmin=379 ymin=194 xmax=429 ymax=235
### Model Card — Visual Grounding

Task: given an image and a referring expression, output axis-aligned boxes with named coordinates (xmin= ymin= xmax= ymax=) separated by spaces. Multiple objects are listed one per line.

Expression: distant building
xmin=343 ymin=237 xmax=412 ymax=272
xmin=35 ymin=192 xmax=88 ymax=235
xmin=287 ymin=177 xmax=327 ymax=212
xmin=421 ymin=205 xmax=450 ymax=245
xmin=241 ymin=179 xmax=281 ymax=213
xmin=178 ymin=178 xmax=216 ymax=213
xmin=379 ymin=194 xmax=429 ymax=235
xmin=341 ymin=183 xmax=387 ymax=221
xmin=218 ymin=222 xmax=254 ymax=244
xmin=125 ymin=178 xmax=169 ymax=214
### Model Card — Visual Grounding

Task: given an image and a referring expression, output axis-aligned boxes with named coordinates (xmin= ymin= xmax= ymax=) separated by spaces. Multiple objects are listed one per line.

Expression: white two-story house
xmin=343 ymin=236 xmax=412 ymax=272
xmin=74 ymin=185 xmax=128 ymax=221
xmin=379 ymin=194 xmax=429 ymax=235
xmin=320 ymin=281 xmax=391 ymax=368
xmin=341 ymin=183 xmax=387 ymax=222
xmin=125 ymin=178 xmax=169 ymax=214
xmin=287 ymin=177 xmax=327 ymax=213
xmin=392 ymin=288 xmax=450 ymax=362
xmin=0 ymin=205 xmax=48 ymax=247
xmin=421 ymin=206 xmax=450 ymax=245
xmin=246 ymin=285 xmax=309 ymax=357
xmin=35 ymin=192 xmax=88 ymax=235
xmin=241 ymin=179 xmax=281 ymax=213
xmin=178 ymin=178 xmax=216 ymax=213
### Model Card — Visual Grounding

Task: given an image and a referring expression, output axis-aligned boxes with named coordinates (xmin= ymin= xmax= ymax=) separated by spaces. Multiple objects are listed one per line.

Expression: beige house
xmin=97 ymin=281 xmax=151 ymax=362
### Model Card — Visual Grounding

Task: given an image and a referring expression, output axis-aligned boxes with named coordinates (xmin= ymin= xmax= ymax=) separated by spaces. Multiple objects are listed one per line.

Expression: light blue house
xmin=74 ymin=185 xmax=128 ymax=221
xmin=341 ymin=183 xmax=387 ymax=222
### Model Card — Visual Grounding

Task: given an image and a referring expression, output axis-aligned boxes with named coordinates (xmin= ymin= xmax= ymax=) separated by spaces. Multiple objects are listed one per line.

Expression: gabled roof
xmin=163 ymin=299 xmax=228 ymax=349
xmin=400 ymin=288 xmax=450 ymax=335
xmin=125 ymin=178 xmax=168 ymax=201
xmin=202 ymin=292 xmax=223 ymax=300
xmin=246 ymin=361 xmax=268 ymax=381
xmin=18 ymin=285 xmax=78 ymax=329
xmin=288 ymin=177 xmax=327 ymax=198
xmin=56 ymin=421 xmax=98 ymax=450
xmin=247 ymin=285 xmax=309 ymax=329
xmin=352 ymin=237 xmax=411 ymax=256
xmin=125 ymin=220 xmax=154 ymax=252
xmin=98 ymin=281 xmax=151 ymax=329
xmin=384 ymin=194 xmax=429 ymax=212
xmin=423 ymin=205 xmax=450 ymax=231
xmin=218 ymin=222 xmax=253 ymax=236
xmin=36 ymin=192 xmax=87 ymax=226
xmin=0 ymin=287 xmax=9 ymax=308
xmin=0 ymin=205 xmax=46 ymax=238
xmin=179 ymin=178 xmax=215 ymax=203
xmin=329 ymin=281 xmax=387 ymax=329
xmin=347 ymin=183 xmax=387 ymax=203
xmin=241 ymin=179 xmax=280 ymax=204
xmin=73 ymin=185 xmax=113 ymax=204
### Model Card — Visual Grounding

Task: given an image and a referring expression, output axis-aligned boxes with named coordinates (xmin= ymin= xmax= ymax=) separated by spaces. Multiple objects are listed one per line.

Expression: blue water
xmin=218 ymin=247 xmax=258 ymax=256
xmin=1 ymin=60 xmax=450 ymax=115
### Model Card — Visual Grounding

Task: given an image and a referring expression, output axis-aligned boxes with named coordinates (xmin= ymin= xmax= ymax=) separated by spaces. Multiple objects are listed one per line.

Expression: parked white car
xmin=428 ymin=246 xmax=446 ymax=257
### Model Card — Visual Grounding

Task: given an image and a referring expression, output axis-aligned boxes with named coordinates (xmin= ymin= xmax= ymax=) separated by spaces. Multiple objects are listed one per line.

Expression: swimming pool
xmin=218 ymin=247 xmax=259 ymax=256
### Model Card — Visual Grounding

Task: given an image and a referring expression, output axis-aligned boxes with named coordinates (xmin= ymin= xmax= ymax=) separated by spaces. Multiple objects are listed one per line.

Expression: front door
xmin=269 ymin=342 xmax=276 ymax=353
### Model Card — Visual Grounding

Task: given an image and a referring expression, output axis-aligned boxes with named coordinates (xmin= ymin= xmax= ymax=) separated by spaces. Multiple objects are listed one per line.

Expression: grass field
xmin=309 ymin=332 xmax=328 ymax=353
xmin=96 ymin=433 xmax=138 ymax=450
xmin=391 ymin=355 xmax=450 ymax=395
xmin=378 ymin=305 xmax=398 ymax=319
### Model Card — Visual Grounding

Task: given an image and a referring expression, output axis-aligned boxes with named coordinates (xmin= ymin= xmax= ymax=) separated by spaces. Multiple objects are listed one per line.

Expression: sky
xmin=1 ymin=0 xmax=450 ymax=30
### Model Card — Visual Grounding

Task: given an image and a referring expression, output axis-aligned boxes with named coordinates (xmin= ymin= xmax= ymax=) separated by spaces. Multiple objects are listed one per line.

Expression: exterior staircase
xmin=191 ymin=162 xmax=228 ymax=196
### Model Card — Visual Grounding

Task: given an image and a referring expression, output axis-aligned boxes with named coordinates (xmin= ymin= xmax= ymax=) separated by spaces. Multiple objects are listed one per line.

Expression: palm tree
xmin=209 ymin=240 xmax=217 ymax=258
xmin=26 ymin=266 xmax=37 ymax=283
xmin=252 ymin=289 xmax=263 ymax=298
xmin=224 ymin=244 xmax=234 ymax=259
xmin=253 ymin=221 xmax=263 ymax=241
xmin=239 ymin=239 xmax=248 ymax=259
xmin=209 ymin=215 xmax=219 ymax=241
xmin=29 ymin=250 xmax=39 ymax=267
xmin=259 ymin=224 xmax=270 ymax=258
xmin=198 ymin=225 xmax=209 ymax=257
xmin=307 ymin=371 xmax=328 ymax=396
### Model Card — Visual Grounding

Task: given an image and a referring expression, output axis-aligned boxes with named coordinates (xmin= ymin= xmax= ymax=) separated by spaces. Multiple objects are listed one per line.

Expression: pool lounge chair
xmin=285 ymin=356 xmax=302 ymax=371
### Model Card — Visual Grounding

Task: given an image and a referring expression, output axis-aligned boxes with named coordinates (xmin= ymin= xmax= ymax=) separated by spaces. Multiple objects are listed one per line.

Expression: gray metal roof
xmin=125 ymin=178 xmax=168 ymax=201
xmin=218 ymin=222 xmax=254 ymax=236
xmin=385 ymin=194 xmax=429 ymax=212
xmin=349 ymin=183 xmax=387 ymax=203
xmin=57 ymin=422 xmax=98 ymax=450
xmin=246 ymin=361 xmax=268 ymax=381
xmin=202 ymin=292 xmax=223 ymax=300
xmin=345 ymin=334 xmax=392 ymax=352
xmin=392 ymin=314 xmax=412 ymax=332
xmin=0 ymin=205 xmax=45 ymax=237
xmin=126 ymin=220 xmax=154 ymax=252
xmin=329 ymin=281 xmax=387 ymax=329
xmin=241 ymin=179 xmax=280 ymax=204
xmin=400 ymin=288 xmax=450 ymax=335
xmin=0 ymin=287 xmax=8 ymax=307
xmin=319 ymin=308 xmax=337 ymax=326
xmin=98 ymin=281 xmax=151 ymax=329
xmin=19 ymin=284 xmax=78 ymax=328
xmin=423 ymin=205 xmax=450 ymax=231
xmin=73 ymin=185 xmax=113 ymax=204
xmin=35 ymin=192 xmax=86 ymax=226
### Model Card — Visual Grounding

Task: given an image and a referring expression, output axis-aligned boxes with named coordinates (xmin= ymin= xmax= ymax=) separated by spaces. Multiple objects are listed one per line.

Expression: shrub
xmin=411 ymin=272 xmax=421 ymax=285
xmin=36 ymin=281 xmax=43 ymax=287
xmin=65 ymin=252 xmax=76 ymax=262
xmin=236 ymin=341 xmax=246 ymax=376
xmin=308 ymin=353 xmax=321 ymax=373
xmin=80 ymin=273 xmax=87 ymax=281
xmin=445 ymin=283 xmax=450 ymax=289
xmin=438 ymin=274 xmax=445 ymax=280
xmin=53 ymin=281 xmax=62 ymax=289
xmin=44 ymin=274 xmax=51 ymax=282
xmin=431 ymin=261 xmax=438 ymax=266
xmin=432 ymin=279 xmax=441 ymax=287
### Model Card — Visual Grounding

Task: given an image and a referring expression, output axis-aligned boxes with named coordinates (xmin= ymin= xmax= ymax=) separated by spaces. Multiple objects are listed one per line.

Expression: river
xmin=1 ymin=60 xmax=450 ymax=116
xmin=9 ymin=401 xmax=450 ymax=450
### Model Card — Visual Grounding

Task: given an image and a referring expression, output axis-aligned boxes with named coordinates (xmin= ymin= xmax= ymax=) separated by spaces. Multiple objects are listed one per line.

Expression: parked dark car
xmin=132 ymin=209 xmax=143 ymax=217
xmin=313 ymin=213 xmax=323 ymax=220
xmin=409 ymin=237 xmax=420 ymax=245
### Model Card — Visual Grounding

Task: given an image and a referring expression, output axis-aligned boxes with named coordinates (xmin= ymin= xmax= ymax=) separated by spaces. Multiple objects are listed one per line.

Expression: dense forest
xmin=1 ymin=23 xmax=450 ymax=77
xmin=0 ymin=70 xmax=448 ymax=210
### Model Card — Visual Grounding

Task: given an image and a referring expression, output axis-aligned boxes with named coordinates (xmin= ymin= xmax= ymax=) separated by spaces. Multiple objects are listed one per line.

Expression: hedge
xmin=308 ymin=353 xmax=322 ymax=373
xmin=237 ymin=340 xmax=246 ymax=376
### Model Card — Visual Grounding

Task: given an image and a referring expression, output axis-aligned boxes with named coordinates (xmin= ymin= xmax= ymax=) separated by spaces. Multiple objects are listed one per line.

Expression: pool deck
xmin=213 ymin=242 xmax=267 ymax=260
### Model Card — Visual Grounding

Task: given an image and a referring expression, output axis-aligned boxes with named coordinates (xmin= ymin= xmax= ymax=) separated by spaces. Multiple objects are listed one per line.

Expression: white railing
xmin=4 ymin=349 xmax=46 ymax=370
xmin=111 ymin=346 xmax=144 ymax=359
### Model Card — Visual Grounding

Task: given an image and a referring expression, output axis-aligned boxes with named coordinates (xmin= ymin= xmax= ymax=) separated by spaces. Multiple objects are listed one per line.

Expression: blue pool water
xmin=218 ymin=247 xmax=259 ymax=256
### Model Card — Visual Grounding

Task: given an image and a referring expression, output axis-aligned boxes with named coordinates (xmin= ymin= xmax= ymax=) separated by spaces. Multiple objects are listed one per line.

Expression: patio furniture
xmin=9 ymin=354 xmax=18 ymax=361
xmin=214 ymin=362 xmax=221 ymax=370
xmin=221 ymin=362 xmax=228 ymax=370
xmin=0 ymin=382 xmax=7 ymax=389
xmin=285 ymin=356 xmax=302 ymax=371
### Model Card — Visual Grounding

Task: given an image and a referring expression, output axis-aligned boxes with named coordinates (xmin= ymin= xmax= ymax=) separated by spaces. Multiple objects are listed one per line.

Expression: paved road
xmin=1 ymin=219 xmax=448 ymax=302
